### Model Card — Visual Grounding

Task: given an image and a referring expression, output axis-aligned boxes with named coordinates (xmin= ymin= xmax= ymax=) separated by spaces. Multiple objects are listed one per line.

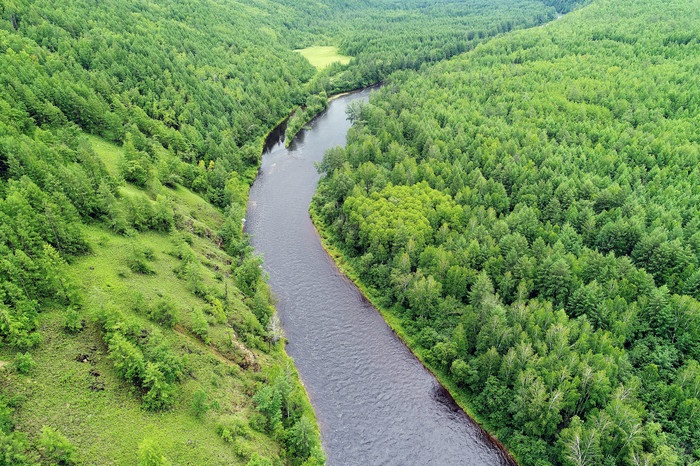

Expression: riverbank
xmin=283 ymin=84 xmax=382 ymax=147
xmin=248 ymin=88 xmax=509 ymax=464
xmin=309 ymin=202 xmax=519 ymax=465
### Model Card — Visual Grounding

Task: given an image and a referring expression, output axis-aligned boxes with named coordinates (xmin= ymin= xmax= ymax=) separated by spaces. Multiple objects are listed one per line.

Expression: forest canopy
xmin=313 ymin=0 xmax=700 ymax=464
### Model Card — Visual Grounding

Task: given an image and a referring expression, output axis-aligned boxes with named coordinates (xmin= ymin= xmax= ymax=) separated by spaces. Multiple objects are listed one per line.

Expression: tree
xmin=406 ymin=274 xmax=442 ymax=319
xmin=39 ymin=426 xmax=76 ymax=465
xmin=119 ymin=133 xmax=150 ymax=187
xmin=137 ymin=438 xmax=171 ymax=466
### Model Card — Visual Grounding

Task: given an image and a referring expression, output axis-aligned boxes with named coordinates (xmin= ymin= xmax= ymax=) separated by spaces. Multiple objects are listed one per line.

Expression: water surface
xmin=247 ymin=88 xmax=514 ymax=466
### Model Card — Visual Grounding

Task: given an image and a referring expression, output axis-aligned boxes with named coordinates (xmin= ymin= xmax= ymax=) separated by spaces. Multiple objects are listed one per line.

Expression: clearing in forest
xmin=295 ymin=46 xmax=351 ymax=70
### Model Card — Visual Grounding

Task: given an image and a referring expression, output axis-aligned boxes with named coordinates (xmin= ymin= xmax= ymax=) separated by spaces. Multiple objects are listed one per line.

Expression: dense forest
xmin=280 ymin=0 xmax=584 ymax=140
xmin=313 ymin=0 xmax=700 ymax=464
xmin=0 ymin=0 xmax=589 ymax=463
xmin=286 ymin=0 xmax=569 ymax=93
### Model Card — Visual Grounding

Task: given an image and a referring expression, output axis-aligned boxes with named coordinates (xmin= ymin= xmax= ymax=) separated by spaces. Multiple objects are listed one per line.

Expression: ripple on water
xmin=247 ymin=88 xmax=515 ymax=466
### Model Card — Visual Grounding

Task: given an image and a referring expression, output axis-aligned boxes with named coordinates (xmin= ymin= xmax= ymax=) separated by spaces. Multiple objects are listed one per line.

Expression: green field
xmin=295 ymin=46 xmax=352 ymax=70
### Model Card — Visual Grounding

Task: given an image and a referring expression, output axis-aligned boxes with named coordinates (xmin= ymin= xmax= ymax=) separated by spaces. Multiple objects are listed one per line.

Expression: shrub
xmin=191 ymin=308 xmax=210 ymax=344
xmin=235 ymin=256 xmax=263 ymax=297
xmin=137 ymin=438 xmax=171 ymax=466
xmin=0 ymin=431 xmax=33 ymax=465
xmin=149 ymin=300 xmax=178 ymax=328
xmin=216 ymin=415 xmax=249 ymax=442
xmin=142 ymin=362 xmax=176 ymax=411
xmin=13 ymin=353 xmax=35 ymax=375
xmin=207 ymin=299 xmax=227 ymax=324
xmin=191 ymin=389 xmax=209 ymax=418
xmin=0 ymin=399 xmax=13 ymax=434
xmin=232 ymin=437 xmax=251 ymax=459
xmin=250 ymin=287 xmax=274 ymax=327
xmin=107 ymin=333 xmax=145 ymax=384
xmin=39 ymin=426 xmax=76 ymax=465
xmin=128 ymin=246 xmax=156 ymax=275
xmin=152 ymin=196 xmax=174 ymax=232
xmin=63 ymin=308 xmax=83 ymax=334
xmin=246 ymin=454 xmax=273 ymax=466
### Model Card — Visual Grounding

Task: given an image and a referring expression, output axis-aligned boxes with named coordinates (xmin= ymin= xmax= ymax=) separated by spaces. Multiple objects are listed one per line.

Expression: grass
xmin=0 ymin=135 xmax=321 ymax=465
xmin=85 ymin=135 xmax=122 ymax=177
xmin=295 ymin=46 xmax=352 ymax=70
xmin=4 ymin=228 xmax=274 ymax=464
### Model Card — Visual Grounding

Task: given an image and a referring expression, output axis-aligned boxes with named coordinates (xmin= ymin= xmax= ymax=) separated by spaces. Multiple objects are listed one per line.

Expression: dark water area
xmin=246 ymin=88 xmax=515 ymax=466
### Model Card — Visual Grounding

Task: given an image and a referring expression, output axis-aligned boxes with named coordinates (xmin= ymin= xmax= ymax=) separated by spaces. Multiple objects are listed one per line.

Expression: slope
xmin=0 ymin=136 xmax=322 ymax=464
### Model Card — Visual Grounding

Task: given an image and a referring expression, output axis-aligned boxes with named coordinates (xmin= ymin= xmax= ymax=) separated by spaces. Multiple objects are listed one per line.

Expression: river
xmin=246 ymin=88 xmax=514 ymax=465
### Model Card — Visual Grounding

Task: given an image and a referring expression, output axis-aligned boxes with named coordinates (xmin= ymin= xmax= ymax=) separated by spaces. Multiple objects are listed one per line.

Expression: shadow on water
xmin=263 ymin=117 xmax=288 ymax=153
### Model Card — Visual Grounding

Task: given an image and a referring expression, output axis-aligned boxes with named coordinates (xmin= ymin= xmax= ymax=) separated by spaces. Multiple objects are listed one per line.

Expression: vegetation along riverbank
xmin=8 ymin=0 xmax=691 ymax=463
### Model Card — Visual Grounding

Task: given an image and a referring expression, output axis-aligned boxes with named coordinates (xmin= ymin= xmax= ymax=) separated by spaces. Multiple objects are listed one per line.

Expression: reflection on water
xmin=247 ymin=89 xmax=515 ymax=466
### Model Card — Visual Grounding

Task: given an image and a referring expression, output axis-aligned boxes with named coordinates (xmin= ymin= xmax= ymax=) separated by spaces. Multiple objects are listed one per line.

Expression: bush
xmin=142 ymin=363 xmax=176 ymax=411
xmin=137 ymin=438 xmax=171 ymax=466
xmin=216 ymin=415 xmax=250 ymax=442
xmin=249 ymin=413 xmax=267 ymax=433
xmin=128 ymin=246 xmax=156 ymax=275
xmin=246 ymin=454 xmax=273 ymax=466
xmin=0 ymin=399 xmax=13 ymax=434
xmin=191 ymin=389 xmax=209 ymax=418
xmin=207 ymin=299 xmax=227 ymax=324
xmin=250 ymin=287 xmax=274 ymax=327
xmin=63 ymin=308 xmax=83 ymax=334
xmin=152 ymin=196 xmax=174 ymax=232
xmin=191 ymin=308 xmax=210 ymax=344
xmin=232 ymin=437 xmax=251 ymax=459
xmin=39 ymin=426 xmax=76 ymax=465
xmin=13 ymin=353 xmax=35 ymax=375
xmin=107 ymin=333 xmax=145 ymax=384
xmin=235 ymin=256 xmax=263 ymax=297
xmin=0 ymin=431 xmax=33 ymax=465
xmin=149 ymin=300 xmax=178 ymax=328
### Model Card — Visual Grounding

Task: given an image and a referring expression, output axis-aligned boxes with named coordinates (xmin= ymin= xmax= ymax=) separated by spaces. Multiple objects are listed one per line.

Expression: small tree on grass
xmin=63 ymin=308 xmax=83 ymax=334
xmin=149 ymin=299 xmax=178 ymax=329
xmin=246 ymin=454 xmax=273 ymax=466
xmin=137 ymin=438 xmax=171 ymax=466
xmin=13 ymin=352 xmax=35 ymax=375
xmin=39 ymin=426 xmax=76 ymax=465
xmin=191 ymin=308 xmax=210 ymax=344
xmin=191 ymin=389 xmax=209 ymax=418
xmin=128 ymin=245 xmax=156 ymax=275
xmin=142 ymin=362 xmax=175 ymax=411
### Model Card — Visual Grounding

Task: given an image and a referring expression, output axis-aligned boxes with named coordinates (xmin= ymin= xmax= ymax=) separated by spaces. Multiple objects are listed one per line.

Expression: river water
xmin=246 ymin=88 xmax=514 ymax=465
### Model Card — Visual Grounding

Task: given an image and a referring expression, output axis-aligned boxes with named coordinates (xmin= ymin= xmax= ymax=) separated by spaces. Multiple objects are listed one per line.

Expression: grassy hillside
xmin=1 ymin=137 xmax=322 ymax=465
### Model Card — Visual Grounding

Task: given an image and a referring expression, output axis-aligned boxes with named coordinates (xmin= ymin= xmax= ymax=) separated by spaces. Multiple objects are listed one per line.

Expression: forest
xmin=0 ymin=0 xmax=586 ymax=464
xmin=313 ymin=0 xmax=700 ymax=464
xmin=4 ymin=0 xmax=694 ymax=464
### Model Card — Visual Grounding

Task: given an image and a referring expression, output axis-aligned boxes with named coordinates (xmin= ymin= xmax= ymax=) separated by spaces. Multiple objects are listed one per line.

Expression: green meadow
xmin=295 ymin=46 xmax=352 ymax=70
